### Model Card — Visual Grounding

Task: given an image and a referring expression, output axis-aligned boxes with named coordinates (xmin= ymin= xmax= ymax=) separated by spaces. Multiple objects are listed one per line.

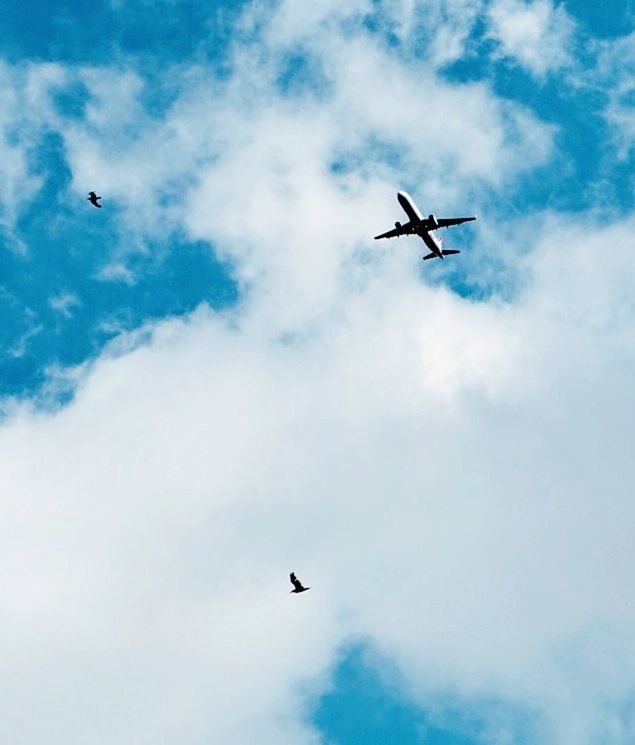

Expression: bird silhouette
xmin=290 ymin=572 xmax=310 ymax=593
xmin=87 ymin=191 xmax=102 ymax=208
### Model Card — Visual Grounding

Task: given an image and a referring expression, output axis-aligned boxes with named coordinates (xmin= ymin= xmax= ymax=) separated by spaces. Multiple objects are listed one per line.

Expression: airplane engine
xmin=428 ymin=214 xmax=438 ymax=228
xmin=395 ymin=221 xmax=402 ymax=229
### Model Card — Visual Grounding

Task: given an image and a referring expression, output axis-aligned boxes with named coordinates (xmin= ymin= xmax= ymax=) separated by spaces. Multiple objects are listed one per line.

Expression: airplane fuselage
xmin=397 ymin=191 xmax=444 ymax=259
xmin=420 ymin=228 xmax=444 ymax=258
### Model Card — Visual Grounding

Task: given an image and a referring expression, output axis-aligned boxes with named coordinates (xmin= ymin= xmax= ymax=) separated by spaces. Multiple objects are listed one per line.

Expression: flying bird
xmin=87 ymin=191 xmax=102 ymax=208
xmin=290 ymin=572 xmax=310 ymax=593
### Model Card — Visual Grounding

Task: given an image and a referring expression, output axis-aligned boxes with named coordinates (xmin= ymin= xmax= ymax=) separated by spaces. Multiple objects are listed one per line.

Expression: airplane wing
xmin=435 ymin=216 xmax=477 ymax=228
xmin=374 ymin=224 xmax=411 ymax=240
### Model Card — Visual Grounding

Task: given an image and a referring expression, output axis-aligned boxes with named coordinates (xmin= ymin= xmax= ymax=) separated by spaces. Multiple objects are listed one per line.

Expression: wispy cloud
xmin=486 ymin=0 xmax=576 ymax=77
xmin=49 ymin=291 xmax=80 ymax=317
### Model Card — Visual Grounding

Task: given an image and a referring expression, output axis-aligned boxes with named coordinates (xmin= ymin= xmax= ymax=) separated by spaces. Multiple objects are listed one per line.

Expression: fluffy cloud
xmin=487 ymin=0 xmax=576 ymax=77
xmin=1 ymin=210 xmax=634 ymax=744
xmin=0 ymin=62 xmax=67 ymax=243
xmin=593 ymin=32 xmax=635 ymax=158
xmin=52 ymin=1 xmax=553 ymax=267
xmin=1 ymin=1 xmax=634 ymax=744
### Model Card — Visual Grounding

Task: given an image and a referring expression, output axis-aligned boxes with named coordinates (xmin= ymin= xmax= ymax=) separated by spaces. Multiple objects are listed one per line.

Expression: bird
xmin=290 ymin=572 xmax=310 ymax=593
xmin=87 ymin=191 xmax=102 ymax=208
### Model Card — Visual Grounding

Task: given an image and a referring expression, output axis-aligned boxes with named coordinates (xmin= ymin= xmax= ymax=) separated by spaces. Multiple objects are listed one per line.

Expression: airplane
xmin=374 ymin=191 xmax=476 ymax=260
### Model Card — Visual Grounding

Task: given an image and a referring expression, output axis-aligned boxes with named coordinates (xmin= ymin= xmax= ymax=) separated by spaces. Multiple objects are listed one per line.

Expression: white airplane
xmin=375 ymin=191 xmax=476 ymax=260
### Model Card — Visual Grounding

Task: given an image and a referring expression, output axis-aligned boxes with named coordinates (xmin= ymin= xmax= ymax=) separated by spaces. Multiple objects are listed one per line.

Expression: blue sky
xmin=0 ymin=1 xmax=633 ymax=743
xmin=0 ymin=0 xmax=246 ymax=64
xmin=312 ymin=645 xmax=542 ymax=745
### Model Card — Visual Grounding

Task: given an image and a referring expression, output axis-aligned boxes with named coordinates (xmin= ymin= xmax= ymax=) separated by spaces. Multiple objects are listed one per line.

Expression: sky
xmin=0 ymin=1 xmax=633 ymax=743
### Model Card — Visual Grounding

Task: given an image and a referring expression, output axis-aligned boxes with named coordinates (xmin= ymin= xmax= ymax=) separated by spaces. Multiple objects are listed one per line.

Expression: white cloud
xmin=0 ymin=1 xmax=555 ymax=267
xmin=48 ymin=0 xmax=553 ymax=270
xmin=50 ymin=292 xmax=81 ymax=317
xmin=96 ymin=262 xmax=136 ymax=284
xmin=0 ymin=62 xmax=66 ymax=240
xmin=7 ymin=315 xmax=43 ymax=358
xmin=487 ymin=0 xmax=576 ymax=77
xmin=1 ymin=213 xmax=634 ymax=744
xmin=0 ymin=1 xmax=634 ymax=743
xmin=385 ymin=0 xmax=485 ymax=67
xmin=593 ymin=32 xmax=635 ymax=158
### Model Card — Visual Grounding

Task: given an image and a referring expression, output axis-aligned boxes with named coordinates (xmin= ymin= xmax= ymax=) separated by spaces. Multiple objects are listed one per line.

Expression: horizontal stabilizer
xmin=422 ymin=252 xmax=438 ymax=260
xmin=442 ymin=250 xmax=460 ymax=256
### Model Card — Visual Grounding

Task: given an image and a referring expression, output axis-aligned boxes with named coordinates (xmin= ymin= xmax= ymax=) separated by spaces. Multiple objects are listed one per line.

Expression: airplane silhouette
xmin=88 ymin=191 xmax=102 ymax=208
xmin=375 ymin=191 xmax=476 ymax=260
xmin=290 ymin=572 xmax=310 ymax=593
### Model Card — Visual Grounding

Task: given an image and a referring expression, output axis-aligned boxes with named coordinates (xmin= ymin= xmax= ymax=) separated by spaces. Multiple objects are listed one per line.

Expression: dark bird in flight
xmin=87 ymin=191 xmax=102 ymax=208
xmin=290 ymin=572 xmax=310 ymax=593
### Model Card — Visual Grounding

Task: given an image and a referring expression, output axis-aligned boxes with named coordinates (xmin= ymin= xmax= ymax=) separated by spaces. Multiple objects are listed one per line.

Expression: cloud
xmin=20 ymin=0 xmax=552 ymax=258
xmin=6 ymin=314 xmax=43 ymax=358
xmin=49 ymin=292 xmax=81 ymax=317
xmin=486 ymin=0 xmax=576 ymax=77
xmin=0 ymin=62 xmax=67 ymax=238
xmin=0 ymin=1 xmax=634 ymax=743
xmin=592 ymin=32 xmax=635 ymax=158
xmin=1 ymin=211 xmax=634 ymax=744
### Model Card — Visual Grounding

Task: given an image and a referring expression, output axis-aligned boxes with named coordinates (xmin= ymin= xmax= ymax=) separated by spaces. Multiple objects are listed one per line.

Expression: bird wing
xmin=290 ymin=573 xmax=303 ymax=590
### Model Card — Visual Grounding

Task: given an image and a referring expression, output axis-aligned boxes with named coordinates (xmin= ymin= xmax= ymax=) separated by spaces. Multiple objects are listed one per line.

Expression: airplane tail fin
xmin=422 ymin=252 xmax=438 ymax=260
